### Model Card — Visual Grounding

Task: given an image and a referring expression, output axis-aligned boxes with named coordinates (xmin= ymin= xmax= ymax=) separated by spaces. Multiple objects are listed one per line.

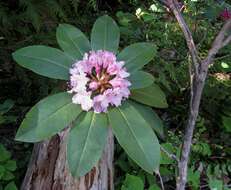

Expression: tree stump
xmin=21 ymin=128 xmax=114 ymax=190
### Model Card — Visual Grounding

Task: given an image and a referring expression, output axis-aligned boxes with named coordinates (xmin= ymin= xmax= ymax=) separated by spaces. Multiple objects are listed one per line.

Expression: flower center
xmin=88 ymin=67 xmax=113 ymax=94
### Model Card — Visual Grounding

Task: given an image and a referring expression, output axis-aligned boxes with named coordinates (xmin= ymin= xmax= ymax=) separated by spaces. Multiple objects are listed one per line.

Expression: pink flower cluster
xmin=68 ymin=50 xmax=131 ymax=113
xmin=220 ymin=8 xmax=231 ymax=21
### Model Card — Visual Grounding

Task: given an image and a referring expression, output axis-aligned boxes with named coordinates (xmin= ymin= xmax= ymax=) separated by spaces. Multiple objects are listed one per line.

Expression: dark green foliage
xmin=1 ymin=0 xmax=231 ymax=189
xmin=0 ymin=144 xmax=17 ymax=190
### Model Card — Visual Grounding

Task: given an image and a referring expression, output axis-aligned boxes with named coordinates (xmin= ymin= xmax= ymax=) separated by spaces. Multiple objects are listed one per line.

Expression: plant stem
xmin=156 ymin=171 xmax=165 ymax=190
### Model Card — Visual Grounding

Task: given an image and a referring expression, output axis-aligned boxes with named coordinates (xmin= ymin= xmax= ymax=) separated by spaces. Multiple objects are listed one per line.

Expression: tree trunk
xmin=21 ymin=128 xmax=114 ymax=190
xmin=176 ymin=72 xmax=207 ymax=190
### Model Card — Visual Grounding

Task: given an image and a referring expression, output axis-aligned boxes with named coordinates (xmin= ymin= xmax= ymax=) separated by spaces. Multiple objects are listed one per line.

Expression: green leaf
xmin=0 ymin=100 xmax=14 ymax=115
xmin=4 ymin=182 xmax=17 ymax=190
xmin=0 ymin=165 xmax=5 ymax=180
xmin=67 ymin=112 xmax=108 ymax=177
xmin=149 ymin=184 xmax=161 ymax=190
xmin=131 ymin=84 xmax=168 ymax=108
xmin=130 ymin=101 xmax=164 ymax=138
xmin=108 ymin=101 xmax=160 ymax=173
xmin=91 ymin=15 xmax=120 ymax=53
xmin=222 ymin=116 xmax=231 ymax=132
xmin=4 ymin=161 xmax=16 ymax=172
xmin=160 ymin=143 xmax=175 ymax=165
xmin=2 ymin=171 xmax=14 ymax=181
xmin=121 ymin=174 xmax=144 ymax=190
xmin=15 ymin=92 xmax=82 ymax=142
xmin=129 ymin=71 xmax=154 ymax=90
xmin=188 ymin=167 xmax=200 ymax=189
xmin=56 ymin=24 xmax=91 ymax=60
xmin=0 ymin=144 xmax=11 ymax=162
xmin=12 ymin=45 xmax=74 ymax=80
xmin=118 ymin=42 xmax=156 ymax=73
xmin=209 ymin=178 xmax=223 ymax=190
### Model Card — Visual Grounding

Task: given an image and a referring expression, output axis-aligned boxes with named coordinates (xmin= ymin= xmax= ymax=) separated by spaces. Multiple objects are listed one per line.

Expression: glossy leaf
xmin=130 ymin=101 xmax=165 ymax=138
xmin=131 ymin=84 xmax=168 ymax=108
xmin=12 ymin=45 xmax=74 ymax=80
xmin=108 ymin=101 xmax=160 ymax=173
xmin=67 ymin=112 xmax=108 ymax=177
xmin=129 ymin=71 xmax=154 ymax=90
xmin=118 ymin=42 xmax=156 ymax=73
xmin=91 ymin=15 xmax=120 ymax=53
xmin=15 ymin=92 xmax=82 ymax=142
xmin=56 ymin=24 xmax=91 ymax=60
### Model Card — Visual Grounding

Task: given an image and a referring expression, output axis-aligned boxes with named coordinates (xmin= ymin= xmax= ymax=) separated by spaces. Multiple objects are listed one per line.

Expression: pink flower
xmin=68 ymin=50 xmax=131 ymax=113
xmin=110 ymin=77 xmax=131 ymax=88
xmin=93 ymin=94 xmax=109 ymax=113
xmin=72 ymin=92 xmax=93 ymax=111
xmin=220 ymin=8 xmax=231 ymax=21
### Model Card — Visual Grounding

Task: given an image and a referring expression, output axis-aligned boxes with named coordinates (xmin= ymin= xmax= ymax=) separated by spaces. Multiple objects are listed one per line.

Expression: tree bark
xmin=21 ymin=128 xmax=114 ymax=190
xmin=176 ymin=70 xmax=207 ymax=190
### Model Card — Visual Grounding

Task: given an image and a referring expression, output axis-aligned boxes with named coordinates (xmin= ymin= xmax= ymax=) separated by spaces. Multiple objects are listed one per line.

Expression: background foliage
xmin=0 ymin=0 xmax=231 ymax=189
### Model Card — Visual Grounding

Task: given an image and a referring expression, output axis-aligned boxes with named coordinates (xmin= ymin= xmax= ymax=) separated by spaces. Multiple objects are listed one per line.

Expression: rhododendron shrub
xmin=12 ymin=15 xmax=168 ymax=177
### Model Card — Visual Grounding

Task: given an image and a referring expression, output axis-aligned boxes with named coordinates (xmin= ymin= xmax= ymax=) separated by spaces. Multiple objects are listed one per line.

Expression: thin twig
xmin=222 ymin=35 xmax=231 ymax=48
xmin=167 ymin=0 xmax=200 ymax=75
xmin=214 ymin=54 xmax=231 ymax=61
xmin=160 ymin=146 xmax=179 ymax=162
xmin=205 ymin=19 xmax=231 ymax=65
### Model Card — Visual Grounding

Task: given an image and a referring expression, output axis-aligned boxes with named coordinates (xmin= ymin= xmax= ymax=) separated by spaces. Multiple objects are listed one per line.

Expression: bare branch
xmin=205 ymin=19 xmax=231 ymax=64
xmin=167 ymin=0 xmax=200 ymax=75
xmin=222 ymin=35 xmax=231 ymax=48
